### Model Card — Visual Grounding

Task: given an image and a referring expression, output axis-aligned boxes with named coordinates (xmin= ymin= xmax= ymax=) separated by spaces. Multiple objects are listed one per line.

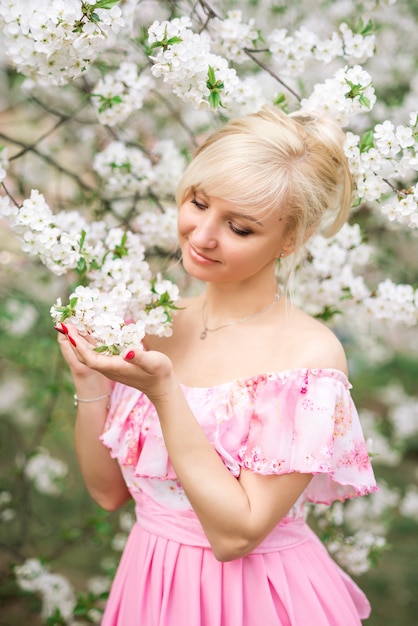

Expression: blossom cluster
xmin=92 ymin=138 xmax=186 ymax=203
xmin=380 ymin=384 xmax=418 ymax=442
xmin=400 ymin=486 xmax=418 ymax=522
xmin=293 ymin=224 xmax=418 ymax=326
xmin=14 ymin=558 xmax=76 ymax=621
xmin=346 ymin=113 xmax=418 ymax=228
xmin=93 ymin=142 xmax=155 ymax=198
xmin=363 ymin=279 xmax=418 ymax=326
xmin=210 ymin=10 xmax=259 ymax=64
xmin=24 ymin=449 xmax=68 ymax=496
xmin=327 ymin=529 xmax=386 ymax=576
xmin=0 ymin=491 xmax=15 ymax=523
xmin=0 ymin=0 xmax=124 ymax=86
xmin=133 ymin=206 xmax=178 ymax=250
xmin=292 ymin=223 xmax=372 ymax=317
xmin=91 ymin=61 xmax=154 ymax=126
xmin=148 ymin=17 xmax=240 ymax=109
xmin=0 ymin=190 xmax=179 ymax=353
xmin=310 ymin=501 xmax=387 ymax=575
xmin=267 ymin=22 xmax=375 ymax=76
xmin=300 ymin=65 xmax=376 ymax=125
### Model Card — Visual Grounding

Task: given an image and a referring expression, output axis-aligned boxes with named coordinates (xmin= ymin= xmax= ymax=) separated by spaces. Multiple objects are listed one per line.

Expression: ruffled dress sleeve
xmin=237 ymin=369 xmax=377 ymax=504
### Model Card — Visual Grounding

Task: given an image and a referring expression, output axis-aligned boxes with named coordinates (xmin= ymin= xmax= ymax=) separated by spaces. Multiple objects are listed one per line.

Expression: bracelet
xmin=73 ymin=393 xmax=111 ymax=408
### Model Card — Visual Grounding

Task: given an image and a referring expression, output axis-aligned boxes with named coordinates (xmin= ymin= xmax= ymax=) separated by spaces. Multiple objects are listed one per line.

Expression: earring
xmin=279 ymin=252 xmax=285 ymax=258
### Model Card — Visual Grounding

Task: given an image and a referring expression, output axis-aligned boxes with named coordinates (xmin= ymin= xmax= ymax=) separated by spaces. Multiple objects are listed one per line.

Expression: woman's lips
xmin=188 ymin=243 xmax=218 ymax=265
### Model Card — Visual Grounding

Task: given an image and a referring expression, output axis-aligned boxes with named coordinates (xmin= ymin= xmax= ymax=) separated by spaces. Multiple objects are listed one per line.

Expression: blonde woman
xmin=57 ymin=106 xmax=377 ymax=626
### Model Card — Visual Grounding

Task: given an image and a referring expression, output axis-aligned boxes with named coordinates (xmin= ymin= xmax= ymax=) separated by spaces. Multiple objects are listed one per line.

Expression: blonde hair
xmin=176 ymin=106 xmax=353 ymax=257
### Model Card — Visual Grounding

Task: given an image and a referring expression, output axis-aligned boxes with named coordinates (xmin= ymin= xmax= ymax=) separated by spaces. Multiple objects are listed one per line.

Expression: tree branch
xmin=0 ymin=132 xmax=95 ymax=193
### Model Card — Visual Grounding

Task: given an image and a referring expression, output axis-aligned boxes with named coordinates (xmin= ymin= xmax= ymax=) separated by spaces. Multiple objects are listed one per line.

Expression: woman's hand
xmin=59 ymin=323 xmax=177 ymax=403
xmin=56 ymin=322 xmax=104 ymax=379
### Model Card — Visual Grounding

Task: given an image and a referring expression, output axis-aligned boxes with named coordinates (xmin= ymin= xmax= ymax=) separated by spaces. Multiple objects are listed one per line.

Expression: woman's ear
xmin=276 ymin=234 xmax=297 ymax=259
xmin=277 ymin=226 xmax=316 ymax=259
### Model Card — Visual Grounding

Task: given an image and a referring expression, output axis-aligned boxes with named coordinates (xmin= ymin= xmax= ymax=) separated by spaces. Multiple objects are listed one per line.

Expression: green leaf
xmin=93 ymin=344 xmax=121 ymax=355
xmin=112 ymin=231 xmax=129 ymax=258
xmin=45 ymin=608 xmax=67 ymax=626
xmin=79 ymin=229 xmax=87 ymax=250
xmin=149 ymin=35 xmax=183 ymax=51
xmin=359 ymin=129 xmax=374 ymax=152
xmin=273 ymin=93 xmax=288 ymax=111
xmin=359 ymin=94 xmax=371 ymax=109
xmin=91 ymin=0 xmax=121 ymax=9
xmin=92 ymin=94 xmax=124 ymax=113
xmin=207 ymin=65 xmax=216 ymax=86
xmin=206 ymin=66 xmax=225 ymax=109
xmin=93 ymin=345 xmax=110 ymax=353
xmin=314 ymin=306 xmax=342 ymax=322
xmin=356 ymin=18 xmax=374 ymax=36
xmin=76 ymin=256 xmax=87 ymax=274
xmin=208 ymin=91 xmax=223 ymax=109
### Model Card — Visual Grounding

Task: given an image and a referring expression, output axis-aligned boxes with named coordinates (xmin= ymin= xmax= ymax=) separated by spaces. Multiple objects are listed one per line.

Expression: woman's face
xmin=177 ymin=188 xmax=292 ymax=285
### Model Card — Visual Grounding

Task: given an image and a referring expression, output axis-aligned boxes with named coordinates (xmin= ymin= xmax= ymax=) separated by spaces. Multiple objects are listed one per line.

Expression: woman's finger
xmin=121 ymin=348 xmax=173 ymax=378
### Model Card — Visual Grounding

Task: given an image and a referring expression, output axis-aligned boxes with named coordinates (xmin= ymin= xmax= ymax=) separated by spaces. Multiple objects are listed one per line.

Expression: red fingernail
xmin=68 ymin=335 xmax=77 ymax=347
xmin=60 ymin=323 xmax=69 ymax=335
xmin=125 ymin=350 xmax=135 ymax=360
xmin=54 ymin=326 xmax=66 ymax=335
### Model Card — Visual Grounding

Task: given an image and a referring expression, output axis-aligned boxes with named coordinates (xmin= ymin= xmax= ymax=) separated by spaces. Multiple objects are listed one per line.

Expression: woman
xmin=57 ymin=106 xmax=377 ymax=625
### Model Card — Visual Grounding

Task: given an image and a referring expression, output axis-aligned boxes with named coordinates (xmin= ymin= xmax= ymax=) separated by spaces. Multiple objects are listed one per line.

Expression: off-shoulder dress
xmin=100 ymin=368 xmax=377 ymax=626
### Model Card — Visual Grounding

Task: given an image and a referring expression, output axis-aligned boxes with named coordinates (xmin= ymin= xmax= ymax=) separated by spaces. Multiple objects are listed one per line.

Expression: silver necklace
xmin=200 ymin=288 xmax=280 ymax=340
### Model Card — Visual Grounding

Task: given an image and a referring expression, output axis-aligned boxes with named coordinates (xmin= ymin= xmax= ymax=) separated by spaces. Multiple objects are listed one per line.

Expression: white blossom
xmin=0 ymin=491 xmax=15 ymax=522
xmin=210 ymin=10 xmax=259 ymax=64
xmin=400 ymin=486 xmax=418 ymax=521
xmin=148 ymin=18 xmax=240 ymax=109
xmin=14 ymin=558 xmax=76 ymax=621
xmin=327 ymin=530 xmax=386 ymax=575
xmin=134 ymin=206 xmax=178 ymax=250
xmin=300 ymin=65 xmax=376 ymax=125
xmin=24 ymin=449 xmax=68 ymax=496
xmin=362 ymin=279 xmax=418 ymax=326
xmin=91 ymin=62 xmax=154 ymax=126
xmin=0 ymin=0 xmax=125 ymax=86
xmin=93 ymin=141 xmax=155 ymax=197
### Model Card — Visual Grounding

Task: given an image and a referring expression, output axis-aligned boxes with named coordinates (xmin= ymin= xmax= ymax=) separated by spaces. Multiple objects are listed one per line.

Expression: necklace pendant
xmin=200 ymin=329 xmax=208 ymax=340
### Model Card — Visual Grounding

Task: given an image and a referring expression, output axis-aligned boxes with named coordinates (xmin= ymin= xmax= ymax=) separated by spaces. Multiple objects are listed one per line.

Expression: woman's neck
xmin=202 ymin=279 xmax=280 ymax=327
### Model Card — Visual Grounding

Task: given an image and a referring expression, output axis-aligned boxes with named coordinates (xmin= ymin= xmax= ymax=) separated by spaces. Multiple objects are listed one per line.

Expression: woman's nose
xmin=190 ymin=214 xmax=218 ymax=248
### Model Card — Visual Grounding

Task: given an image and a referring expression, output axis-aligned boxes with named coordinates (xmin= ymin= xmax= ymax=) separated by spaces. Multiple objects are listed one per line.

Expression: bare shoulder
xmin=280 ymin=303 xmax=348 ymax=375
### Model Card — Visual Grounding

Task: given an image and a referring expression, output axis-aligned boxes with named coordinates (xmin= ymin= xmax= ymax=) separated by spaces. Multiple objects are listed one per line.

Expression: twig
xmin=197 ymin=0 xmax=301 ymax=102
xmin=0 ymin=132 xmax=95 ymax=193
xmin=1 ymin=181 xmax=21 ymax=208
xmin=382 ymin=177 xmax=408 ymax=197
xmin=244 ymin=48 xmax=301 ymax=102
xmin=12 ymin=116 xmax=72 ymax=160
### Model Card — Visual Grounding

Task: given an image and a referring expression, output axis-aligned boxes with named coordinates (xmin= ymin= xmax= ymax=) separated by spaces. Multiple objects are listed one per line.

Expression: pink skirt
xmin=102 ymin=496 xmax=371 ymax=626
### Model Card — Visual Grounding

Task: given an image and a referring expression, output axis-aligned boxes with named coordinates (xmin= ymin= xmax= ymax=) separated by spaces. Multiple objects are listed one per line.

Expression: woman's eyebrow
xmin=226 ymin=210 xmax=264 ymax=226
xmin=196 ymin=188 xmax=265 ymax=225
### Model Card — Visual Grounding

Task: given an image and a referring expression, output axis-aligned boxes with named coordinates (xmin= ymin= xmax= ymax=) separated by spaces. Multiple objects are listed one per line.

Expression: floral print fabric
xmin=101 ymin=368 xmax=377 ymax=517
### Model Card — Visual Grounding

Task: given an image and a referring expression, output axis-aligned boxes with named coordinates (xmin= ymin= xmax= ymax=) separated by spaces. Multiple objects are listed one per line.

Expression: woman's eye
xmin=190 ymin=198 xmax=207 ymax=210
xmin=229 ymin=222 xmax=253 ymax=237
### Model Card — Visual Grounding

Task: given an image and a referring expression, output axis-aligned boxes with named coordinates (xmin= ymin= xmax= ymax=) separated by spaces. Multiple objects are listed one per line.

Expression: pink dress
xmin=100 ymin=368 xmax=377 ymax=626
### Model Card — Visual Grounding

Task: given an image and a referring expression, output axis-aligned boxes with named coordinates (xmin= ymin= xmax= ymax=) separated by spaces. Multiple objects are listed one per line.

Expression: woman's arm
xmin=150 ymin=384 xmax=312 ymax=561
xmin=57 ymin=328 xmax=131 ymax=510
xmin=63 ymin=328 xmax=312 ymax=560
